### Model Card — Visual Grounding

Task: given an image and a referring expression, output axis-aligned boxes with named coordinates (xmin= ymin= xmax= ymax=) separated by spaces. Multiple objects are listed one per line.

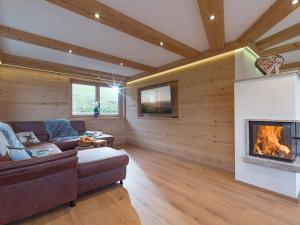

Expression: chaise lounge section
xmin=0 ymin=121 xmax=129 ymax=225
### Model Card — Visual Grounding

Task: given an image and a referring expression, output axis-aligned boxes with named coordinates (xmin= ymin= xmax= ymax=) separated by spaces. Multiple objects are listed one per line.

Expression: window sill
xmin=70 ymin=115 xmax=123 ymax=120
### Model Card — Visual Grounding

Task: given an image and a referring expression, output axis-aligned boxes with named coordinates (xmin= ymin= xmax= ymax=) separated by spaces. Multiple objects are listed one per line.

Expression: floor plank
xmin=13 ymin=144 xmax=300 ymax=225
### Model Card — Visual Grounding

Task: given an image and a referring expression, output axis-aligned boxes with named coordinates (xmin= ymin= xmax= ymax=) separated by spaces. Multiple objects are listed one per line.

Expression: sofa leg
xmin=69 ymin=201 xmax=76 ymax=207
xmin=120 ymin=180 xmax=123 ymax=185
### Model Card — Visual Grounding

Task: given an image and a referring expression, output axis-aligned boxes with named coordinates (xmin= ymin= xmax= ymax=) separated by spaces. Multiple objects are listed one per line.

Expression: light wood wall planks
xmin=126 ymin=52 xmax=235 ymax=171
xmin=0 ymin=65 xmax=126 ymax=145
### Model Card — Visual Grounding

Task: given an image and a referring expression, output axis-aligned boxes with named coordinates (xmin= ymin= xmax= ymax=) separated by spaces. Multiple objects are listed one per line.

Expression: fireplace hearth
xmin=248 ymin=121 xmax=299 ymax=162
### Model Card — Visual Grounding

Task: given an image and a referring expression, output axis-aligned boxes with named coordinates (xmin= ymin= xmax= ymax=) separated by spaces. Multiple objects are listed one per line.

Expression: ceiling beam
xmin=0 ymin=25 xmax=154 ymax=72
xmin=46 ymin=0 xmax=200 ymax=58
xmin=261 ymin=41 xmax=300 ymax=56
xmin=129 ymin=41 xmax=247 ymax=82
xmin=282 ymin=61 xmax=300 ymax=71
xmin=257 ymin=23 xmax=300 ymax=49
xmin=1 ymin=53 xmax=129 ymax=82
xmin=197 ymin=0 xmax=225 ymax=50
xmin=238 ymin=0 xmax=300 ymax=42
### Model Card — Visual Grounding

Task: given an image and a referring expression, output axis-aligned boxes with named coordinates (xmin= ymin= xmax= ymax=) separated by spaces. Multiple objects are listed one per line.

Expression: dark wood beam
xmin=238 ymin=0 xmax=300 ymax=42
xmin=197 ymin=0 xmax=225 ymax=50
xmin=0 ymin=25 xmax=154 ymax=72
xmin=1 ymin=53 xmax=129 ymax=82
xmin=46 ymin=0 xmax=200 ymax=58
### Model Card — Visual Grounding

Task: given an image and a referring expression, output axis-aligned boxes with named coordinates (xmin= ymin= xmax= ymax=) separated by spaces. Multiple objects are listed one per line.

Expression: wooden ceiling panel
xmin=197 ymin=0 xmax=225 ymax=50
xmin=46 ymin=0 xmax=200 ymax=58
xmin=238 ymin=0 xmax=300 ymax=42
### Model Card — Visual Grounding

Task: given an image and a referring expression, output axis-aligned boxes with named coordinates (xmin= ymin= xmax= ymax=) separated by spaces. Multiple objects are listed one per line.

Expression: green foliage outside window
xmin=72 ymin=83 xmax=119 ymax=116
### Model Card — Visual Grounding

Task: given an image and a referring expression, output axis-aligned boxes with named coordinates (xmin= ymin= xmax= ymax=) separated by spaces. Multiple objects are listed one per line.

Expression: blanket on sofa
xmin=0 ymin=122 xmax=25 ymax=149
xmin=44 ymin=119 xmax=79 ymax=141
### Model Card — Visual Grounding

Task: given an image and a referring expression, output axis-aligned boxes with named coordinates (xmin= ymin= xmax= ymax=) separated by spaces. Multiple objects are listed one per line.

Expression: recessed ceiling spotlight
xmin=120 ymin=62 xmax=124 ymax=66
xmin=0 ymin=60 xmax=2 ymax=65
xmin=68 ymin=49 xmax=72 ymax=53
xmin=291 ymin=0 xmax=299 ymax=5
xmin=94 ymin=13 xmax=100 ymax=19
xmin=159 ymin=41 xmax=164 ymax=46
xmin=209 ymin=14 xmax=216 ymax=20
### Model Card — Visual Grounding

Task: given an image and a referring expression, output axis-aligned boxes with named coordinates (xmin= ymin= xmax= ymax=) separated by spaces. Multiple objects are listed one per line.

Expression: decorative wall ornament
xmin=255 ymin=55 xmax=284 ymax=75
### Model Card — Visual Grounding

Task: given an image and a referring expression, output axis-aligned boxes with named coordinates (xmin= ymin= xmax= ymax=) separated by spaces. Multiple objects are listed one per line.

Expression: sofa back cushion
xmin=7 ymin=121 xmax=86 ymax=142
xmin=0 ymin=132 xmax=10 ymax=162
xmin=8 ymin=121 xmax=49 ymax=142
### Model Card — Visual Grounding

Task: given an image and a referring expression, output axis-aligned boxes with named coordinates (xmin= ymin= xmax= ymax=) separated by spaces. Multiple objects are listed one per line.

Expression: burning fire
xmin=254 ymin=126 xmax=292 ymax=158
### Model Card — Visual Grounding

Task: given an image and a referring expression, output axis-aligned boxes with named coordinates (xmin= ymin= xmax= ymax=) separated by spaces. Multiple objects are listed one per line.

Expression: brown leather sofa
xmin=8 ymin=120 xmax=115 ymax=149
xmin=0 ymin=150 xmax=78 ymax=225
xmin=0 ymin=121 xmax=129 ymax=225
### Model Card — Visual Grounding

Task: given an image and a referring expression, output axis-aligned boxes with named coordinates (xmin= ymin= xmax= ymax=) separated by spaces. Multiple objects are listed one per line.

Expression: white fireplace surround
xmin=235 ymin=71 xmax=300 ymax=200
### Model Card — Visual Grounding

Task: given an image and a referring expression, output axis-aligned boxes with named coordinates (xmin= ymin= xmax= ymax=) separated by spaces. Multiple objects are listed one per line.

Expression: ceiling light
xmin=209 ymin=14 xmax=216 ymax=20
xmin=0 ymin=60 xmax=2 ymax=65
xmin=68 ymin=49 xmax=72 ymax=53
xmin=291 ymin=0 xmax=299 ymax=5
xmin=94 ymin=13 xmax=100 ymax=19
xmin=159 ymin=41 xmax=164 ymax=46
xmin=120 ymin=62 xmax=124 ymax=66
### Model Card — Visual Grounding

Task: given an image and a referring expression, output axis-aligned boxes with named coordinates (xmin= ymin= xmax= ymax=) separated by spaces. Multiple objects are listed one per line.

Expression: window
xmin=72 ymin=83 xmax=96 ymax=115
xmin=99 ymin=86 xmax=119 ymax=116
xmin=71 ymin=81 xmax=122 ymax=117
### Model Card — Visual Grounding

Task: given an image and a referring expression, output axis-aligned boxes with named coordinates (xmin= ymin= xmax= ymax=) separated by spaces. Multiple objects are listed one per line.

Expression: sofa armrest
xmin=0 ymin=151 xmax=78 ymax=185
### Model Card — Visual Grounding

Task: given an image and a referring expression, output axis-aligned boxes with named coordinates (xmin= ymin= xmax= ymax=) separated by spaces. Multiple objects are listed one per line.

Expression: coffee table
xmin=75 ymin=139 xmax=107 ymax=151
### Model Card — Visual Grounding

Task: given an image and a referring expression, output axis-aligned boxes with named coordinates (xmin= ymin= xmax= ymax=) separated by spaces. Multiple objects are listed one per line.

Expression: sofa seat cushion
xmin=27 ymin=142 xmax=62 ymax=154
xmin=77 ymin=147 xmax=129 ymax=178
xmin=52 ymin=138 xmax=79 ymax=151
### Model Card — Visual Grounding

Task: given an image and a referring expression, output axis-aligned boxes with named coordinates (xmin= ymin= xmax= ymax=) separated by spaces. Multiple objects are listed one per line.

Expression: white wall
xmin=234 ymin=73 xmax=300 ymax=198
xmin=235 ymin=48 xmax=262 ymax=81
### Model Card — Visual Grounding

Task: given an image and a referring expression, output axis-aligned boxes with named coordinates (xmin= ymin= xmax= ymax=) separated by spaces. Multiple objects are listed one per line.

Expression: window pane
xmin=72 ymin=83 xmax=96 ymax=115
xmin=99 ymin=86 xmax=119 ymax=115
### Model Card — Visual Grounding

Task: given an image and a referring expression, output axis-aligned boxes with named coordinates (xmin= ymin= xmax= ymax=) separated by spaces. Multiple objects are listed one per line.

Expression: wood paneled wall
xmin=0 ymin=66 xmax=126 ymax=145
xmin=126 ymin=52 xmax=235 ymax=171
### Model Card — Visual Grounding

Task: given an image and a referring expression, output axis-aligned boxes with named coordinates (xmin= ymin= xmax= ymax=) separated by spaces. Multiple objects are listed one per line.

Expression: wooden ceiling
xmin=0 ymin=0 xmax=300 ymax=82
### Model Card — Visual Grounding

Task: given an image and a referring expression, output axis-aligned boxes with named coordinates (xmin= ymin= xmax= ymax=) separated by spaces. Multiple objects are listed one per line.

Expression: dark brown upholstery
xmin=77 ymin=147 xmax=129 ymax=194
xmin=0 ymin=151 xmax=78 ymax=225
xmin=7 ymin=120 xmax=114 ymax=150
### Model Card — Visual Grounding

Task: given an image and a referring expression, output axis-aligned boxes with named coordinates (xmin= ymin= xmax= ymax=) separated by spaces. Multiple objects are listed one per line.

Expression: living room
xmin=1 ymin=0 xmax=300 ymax=225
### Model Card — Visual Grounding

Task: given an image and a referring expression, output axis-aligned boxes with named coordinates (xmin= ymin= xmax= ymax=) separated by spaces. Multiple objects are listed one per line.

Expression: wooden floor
xmin=14 ymin=144 xmax=300 ymax=225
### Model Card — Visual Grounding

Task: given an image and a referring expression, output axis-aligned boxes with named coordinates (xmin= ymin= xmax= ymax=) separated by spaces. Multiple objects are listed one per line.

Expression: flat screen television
xmin=140 ymin=85 xmax=172 ymax=114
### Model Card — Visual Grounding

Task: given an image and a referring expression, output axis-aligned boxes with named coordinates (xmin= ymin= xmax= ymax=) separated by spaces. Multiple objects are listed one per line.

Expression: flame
xmin=254 ymin=126 xmax=292 ymax=158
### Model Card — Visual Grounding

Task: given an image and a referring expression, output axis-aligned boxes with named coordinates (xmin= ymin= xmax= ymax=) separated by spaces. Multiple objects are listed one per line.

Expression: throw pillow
xmin=0 ymin=122 xmax=24 ymax=149
xmin=7 ymin=147 xmax=31 ymax=161
xmin=16 ymin=131 xmax=41 ymax=146
xmin=0 ymin=131 xmax=10 ymax=162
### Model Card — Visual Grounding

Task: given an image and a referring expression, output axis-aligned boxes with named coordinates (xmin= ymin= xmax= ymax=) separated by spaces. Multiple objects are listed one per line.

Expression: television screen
xmin=141 ymin=85 xmax=172 ymax=114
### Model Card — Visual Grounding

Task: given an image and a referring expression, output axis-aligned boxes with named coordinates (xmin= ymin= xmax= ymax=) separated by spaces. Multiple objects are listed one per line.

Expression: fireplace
xmin=248 ymin=121 xmax=299 ymax=162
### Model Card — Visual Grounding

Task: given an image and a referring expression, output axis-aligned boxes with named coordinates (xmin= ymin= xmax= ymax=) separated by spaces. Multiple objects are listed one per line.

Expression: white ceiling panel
xmin=0 ymin=38 xmax=142 ymax=77
xmin=98 ymin=0 xmax=208 ymax=52
xmin=0 ymin=0 xmax=182 ymax=67
xmin=259 ymin=7 xmax=300 ymax=41
xmin=224 ymin=0 xmax=275 ymax=42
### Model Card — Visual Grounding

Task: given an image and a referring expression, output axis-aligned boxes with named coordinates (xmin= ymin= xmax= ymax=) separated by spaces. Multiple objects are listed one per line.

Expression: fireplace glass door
xmin=249 ymin=121 xmax=297 ymax=162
